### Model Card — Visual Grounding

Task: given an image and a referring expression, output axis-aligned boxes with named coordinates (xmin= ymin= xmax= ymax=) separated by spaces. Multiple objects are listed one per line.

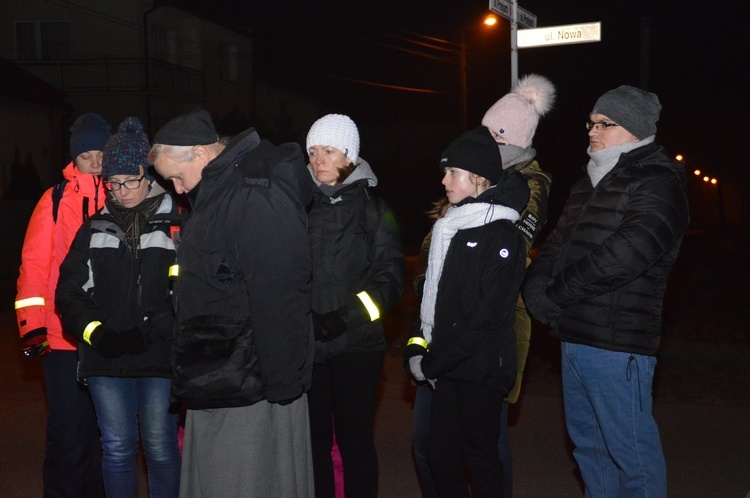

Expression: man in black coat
xmin=523 ymin=86 xmax=689 ymax=497
xmin=149 ymin=109 xmax=316 ymax=497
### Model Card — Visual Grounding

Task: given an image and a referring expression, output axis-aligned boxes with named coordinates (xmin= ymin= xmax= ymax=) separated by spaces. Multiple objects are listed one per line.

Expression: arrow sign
xmin=489 ymin=0 xmax=537 ymax=29
xmin=518 ymin=22 xmax=602 ymax=48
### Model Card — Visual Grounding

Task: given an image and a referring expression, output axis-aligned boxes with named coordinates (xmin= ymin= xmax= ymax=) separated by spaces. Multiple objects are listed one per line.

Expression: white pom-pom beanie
xmin=306 ymin=114 xmax=360 ymax=164
xmin=481 ymin=74 xmax=556 ymax=148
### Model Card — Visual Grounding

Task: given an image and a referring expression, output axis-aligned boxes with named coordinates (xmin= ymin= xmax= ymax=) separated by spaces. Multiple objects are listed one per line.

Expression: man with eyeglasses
xmin=523 ymin=85 xmax=689 ymax=497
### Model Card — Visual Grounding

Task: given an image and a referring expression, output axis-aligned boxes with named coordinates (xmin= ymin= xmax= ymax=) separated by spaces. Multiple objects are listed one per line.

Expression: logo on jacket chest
xmin=465 ymin=240 xmax=510 ymax=259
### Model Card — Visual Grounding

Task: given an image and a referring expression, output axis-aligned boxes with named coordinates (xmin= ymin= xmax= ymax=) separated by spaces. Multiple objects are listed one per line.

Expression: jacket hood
xmin=307 ymin=157 xmax=378 ymax=190
xmin=196 ymin=128 xmax=261 ymax=203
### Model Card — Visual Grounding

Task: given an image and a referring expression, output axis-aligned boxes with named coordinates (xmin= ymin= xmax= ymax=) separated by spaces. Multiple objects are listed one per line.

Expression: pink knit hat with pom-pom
xmin=481 ymin=74 xmax=556 ymax=148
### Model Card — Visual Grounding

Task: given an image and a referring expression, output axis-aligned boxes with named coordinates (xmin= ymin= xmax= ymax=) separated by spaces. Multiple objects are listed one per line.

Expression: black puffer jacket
xmin=526 ymin=143 xmax=689 ymax=355
xmin=56 ymin=186 xmax=181 ymax=379
xmin=171 ymin=129 xmax=315 ymax=408
xmin=308 ymin=159 xmax=404 ymax=361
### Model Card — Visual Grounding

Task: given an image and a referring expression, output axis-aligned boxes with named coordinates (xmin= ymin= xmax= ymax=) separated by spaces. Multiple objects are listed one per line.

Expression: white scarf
xmin=420 ymin=202 xmax=519 ymax=343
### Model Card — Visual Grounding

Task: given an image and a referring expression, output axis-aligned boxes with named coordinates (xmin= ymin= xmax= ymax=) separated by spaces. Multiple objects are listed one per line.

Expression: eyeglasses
xmin=586 ymin=121 xmax=620 ymax=131
xmin=105 ymin=175 xmax=146 ymax=191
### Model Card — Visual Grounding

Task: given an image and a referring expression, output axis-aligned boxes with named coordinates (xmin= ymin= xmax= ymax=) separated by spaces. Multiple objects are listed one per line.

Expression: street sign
xmin=489 ymin=0 xmax=537 ymax=29
xmin=517 ymin=22 xmax=601 ymax=48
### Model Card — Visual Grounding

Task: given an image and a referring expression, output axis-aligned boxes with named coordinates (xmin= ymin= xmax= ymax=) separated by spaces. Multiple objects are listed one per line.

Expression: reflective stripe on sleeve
xmin=15 ymin=297 xmax=45 ymax=309
xmin=407 ymin=337 xmax=429 ymax=351
xmin=82 ymin=321 xmax=103 ymax=345
xmin=168 ymin=265 xmax=179 ymax=278
xmin=356 ymin=291 xmax=380 ymax=322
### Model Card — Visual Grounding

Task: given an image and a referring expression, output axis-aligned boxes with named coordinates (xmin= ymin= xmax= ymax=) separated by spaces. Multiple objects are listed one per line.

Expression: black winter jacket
xmin=526 ymin=143 xmax=689 ymax=355
xmin=56 ymin=188 xmax=181 ymax=379
xmin=308 ymin=160 xmax=404 ymax=361
xmin=171 ymin=129 xmax=315 ymax=409
xmin=406 ymin=185 xmax=529 ymax=394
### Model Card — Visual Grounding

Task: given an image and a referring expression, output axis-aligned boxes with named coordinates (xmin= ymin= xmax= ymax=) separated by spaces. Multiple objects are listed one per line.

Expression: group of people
xmin=15 ymin=75 xmax=688 ymax=498
xmin=404 ymin=80 xmax=688 ymax=498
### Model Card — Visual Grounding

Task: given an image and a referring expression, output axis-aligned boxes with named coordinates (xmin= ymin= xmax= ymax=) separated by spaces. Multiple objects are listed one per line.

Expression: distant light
xmin=711 ymin=178 xmax=718 ymax=185
xmin=675 ymin=154 xmax=684 ymax=162
xmin=703 ymin=176 xmax=710 ymax=182
xmin=484 ymin=16 xmax=498 ymax=26
xmin=693 ymin=169 xmax=701 ymax=176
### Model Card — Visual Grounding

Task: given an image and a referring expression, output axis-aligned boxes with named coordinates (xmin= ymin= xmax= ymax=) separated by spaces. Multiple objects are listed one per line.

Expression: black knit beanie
xmin=439 ymin=127 xmax=503 ymax=184
xmin=153 ymin=108 xmax=219 ymax=146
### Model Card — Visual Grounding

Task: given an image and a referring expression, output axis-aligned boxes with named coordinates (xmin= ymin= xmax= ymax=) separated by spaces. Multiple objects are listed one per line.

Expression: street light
xmin=677 ymin=154 xmax=724 ymax=225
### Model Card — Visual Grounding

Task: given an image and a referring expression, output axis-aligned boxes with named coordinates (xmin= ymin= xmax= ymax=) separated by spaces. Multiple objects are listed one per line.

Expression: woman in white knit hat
xmin=304 ymin=114 xmax=405 ymax=498
xmin=411 ymin=74 xmax=556 ymax=498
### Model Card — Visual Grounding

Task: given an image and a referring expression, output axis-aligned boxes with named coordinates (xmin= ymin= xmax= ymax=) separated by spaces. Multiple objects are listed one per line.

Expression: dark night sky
xmin=176 ymin=0 xmax=747 ymax=250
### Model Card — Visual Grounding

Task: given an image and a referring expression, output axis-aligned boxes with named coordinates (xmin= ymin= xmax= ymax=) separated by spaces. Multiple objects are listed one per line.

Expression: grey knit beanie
xmin=590 ymin=85 xmax=661 ymax=140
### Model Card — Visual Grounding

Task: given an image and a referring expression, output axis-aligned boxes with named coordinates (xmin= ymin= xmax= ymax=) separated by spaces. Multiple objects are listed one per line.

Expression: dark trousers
xmin=308 ymin=350 xmax=385 ymax=498
xmin=428 ymin=379 xmax=504 ymax=498
xmin=413 ymin=385 xmax=512 ymax=497
xmin=42 ymin=350 xmax=104 ymax=498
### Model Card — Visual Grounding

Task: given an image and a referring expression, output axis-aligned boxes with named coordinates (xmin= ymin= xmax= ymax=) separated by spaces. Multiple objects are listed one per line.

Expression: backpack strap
xmin=51 ymin=179 xmax=68 ymax=223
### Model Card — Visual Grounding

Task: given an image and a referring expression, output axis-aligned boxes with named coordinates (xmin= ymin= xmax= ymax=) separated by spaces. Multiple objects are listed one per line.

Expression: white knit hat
xmin=481 ymin=74 xmax=556 ymax=148
xmin=306 ymin=114 xmax=360 ymax=164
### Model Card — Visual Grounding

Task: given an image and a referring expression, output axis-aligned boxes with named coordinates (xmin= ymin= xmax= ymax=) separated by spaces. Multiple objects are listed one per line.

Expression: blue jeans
xmin=87 ymin=377 xmax=181 ymax=498
xmin=561 ymin=342 xmax=666 ymax=498
xmin=412 ymin=385 xmax=512 ymax=498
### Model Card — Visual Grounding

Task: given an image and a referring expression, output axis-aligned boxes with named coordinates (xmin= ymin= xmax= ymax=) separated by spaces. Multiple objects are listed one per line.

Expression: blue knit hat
xmin=103 ymin=117 xmax=151 ymax=179
xmin=69 ymin=113 xmax=111 ymax=160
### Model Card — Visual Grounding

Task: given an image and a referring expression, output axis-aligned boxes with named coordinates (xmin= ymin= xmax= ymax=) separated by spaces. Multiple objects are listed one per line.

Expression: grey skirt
xmin=180 ymin=395 xmax=313 ymax=497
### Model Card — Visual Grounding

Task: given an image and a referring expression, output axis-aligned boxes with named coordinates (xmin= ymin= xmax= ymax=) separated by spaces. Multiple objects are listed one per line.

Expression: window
xmin=15 ymin=21 xmax=70 ymax=60
xmin=220 ymin=44 xmax=237 ymax=83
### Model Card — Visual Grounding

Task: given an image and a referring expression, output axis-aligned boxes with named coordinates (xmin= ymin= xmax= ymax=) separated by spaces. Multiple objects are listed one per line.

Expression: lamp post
xmin=510 ymin=0 xmax=519 ymax=87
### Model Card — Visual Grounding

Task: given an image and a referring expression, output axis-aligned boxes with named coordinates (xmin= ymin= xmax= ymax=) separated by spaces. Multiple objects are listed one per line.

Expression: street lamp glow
xmin=484 ymin=15 xmax=498 ymax=27
xmin=703 ymin=176 xmax=710 ymax=182
xmin=675 ymin=154 xmax=684 ymax=162
xmin=693 ymin=169 xmax=701 ymax=176
xmin=711 ymin=178 xmax=718 ymax=185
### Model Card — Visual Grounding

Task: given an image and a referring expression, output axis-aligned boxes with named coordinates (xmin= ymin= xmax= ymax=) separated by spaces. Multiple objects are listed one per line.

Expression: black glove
xmin=141 ymin=303 xmax=175 ymax=343
xmin=312 ymin=311 xmax=348 ymax=342
xmin=523 ymin=276 xmax=562 ymax=325
xmin=21 ymin=327 xmax=50 ymax=358
xmin=90 ymin=326 xmax=149 ymax=359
